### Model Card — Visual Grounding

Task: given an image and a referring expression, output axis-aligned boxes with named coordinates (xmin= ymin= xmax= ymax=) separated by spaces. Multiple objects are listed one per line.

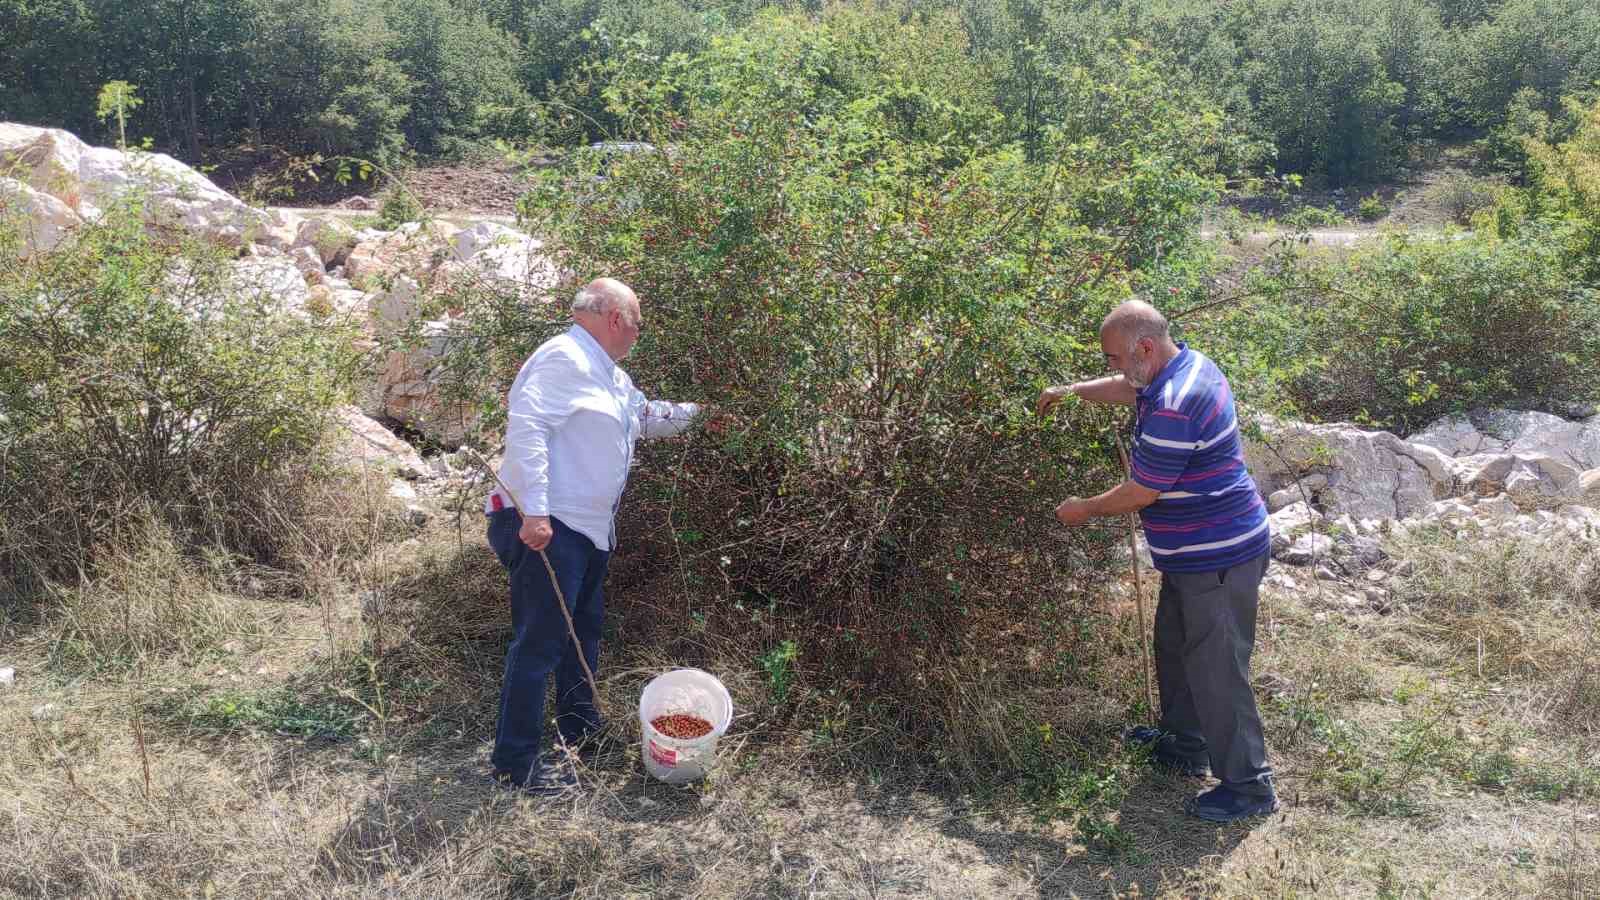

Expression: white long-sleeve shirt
xmin=487 ymin=324 xmax=700 ymax=550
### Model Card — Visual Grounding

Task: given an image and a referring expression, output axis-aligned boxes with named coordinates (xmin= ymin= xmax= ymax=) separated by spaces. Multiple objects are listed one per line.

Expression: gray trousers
xmin=1154 ymin=553 xmax=1274 ymax=797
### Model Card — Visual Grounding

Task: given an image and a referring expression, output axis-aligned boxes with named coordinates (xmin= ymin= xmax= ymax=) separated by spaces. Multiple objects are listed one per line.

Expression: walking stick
xmin=1110 ymin=416 xmax=1159 ymax=724
xmin=461 ymin=448 xmax=605 ymax=719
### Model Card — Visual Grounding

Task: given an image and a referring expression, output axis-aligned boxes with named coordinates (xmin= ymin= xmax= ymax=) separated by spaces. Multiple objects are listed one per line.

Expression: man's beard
xmin=1125 ymin=361 xmax=1151 ymax=389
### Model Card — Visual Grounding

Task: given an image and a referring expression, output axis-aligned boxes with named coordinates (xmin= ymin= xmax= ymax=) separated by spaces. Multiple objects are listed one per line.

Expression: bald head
xmin=1099 ymin=299 xmax=1171 ymax=348
xmin=572 ymin=277 xmax=643 ymax=360
xmin=1098 ymin=298 xmax=1178 ymax=389
xmin=573 ymin=277 xmax=639 ymax=325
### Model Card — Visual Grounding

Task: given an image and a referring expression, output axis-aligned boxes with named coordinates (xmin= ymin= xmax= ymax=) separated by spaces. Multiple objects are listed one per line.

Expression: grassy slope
xmin=3 ymin=485 xmax=1596 ymax=899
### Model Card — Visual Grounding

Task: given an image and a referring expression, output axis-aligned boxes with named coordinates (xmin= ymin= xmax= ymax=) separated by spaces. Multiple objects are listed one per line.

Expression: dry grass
xmin=2 ymin=474 xmax=1598 ymax=898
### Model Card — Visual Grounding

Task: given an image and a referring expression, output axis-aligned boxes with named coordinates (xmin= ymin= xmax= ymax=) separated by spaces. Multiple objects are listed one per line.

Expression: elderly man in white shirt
xmin=485 ymin=277 xmax=705 ymax=792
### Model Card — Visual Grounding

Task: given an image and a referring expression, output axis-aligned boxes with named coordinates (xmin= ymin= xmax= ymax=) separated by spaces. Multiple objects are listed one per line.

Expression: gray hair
xmin=572 ymin=284 xmax=615 ymax=315
xmin=1100 ymin=298 xmax=1171 ymax=347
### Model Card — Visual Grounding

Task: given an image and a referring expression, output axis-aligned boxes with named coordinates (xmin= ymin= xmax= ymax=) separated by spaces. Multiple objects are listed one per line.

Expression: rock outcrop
xmin=3 ymin=121 xmax=563 ymax=449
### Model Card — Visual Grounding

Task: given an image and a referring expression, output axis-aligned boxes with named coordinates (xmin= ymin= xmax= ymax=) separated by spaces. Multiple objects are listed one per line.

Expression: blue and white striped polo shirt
xmin=1129 ymin=344 xmax=1269 ymax=574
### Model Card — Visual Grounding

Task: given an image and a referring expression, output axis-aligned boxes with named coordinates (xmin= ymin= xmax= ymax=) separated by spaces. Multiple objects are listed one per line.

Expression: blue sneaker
xmin=1121 ymin=725 xmax=1164 ymax=747
xmin=1122 ymin=726 xmax=1210 ymax=777
xmin=1185 ymin=785 xmax=1280 ymax=822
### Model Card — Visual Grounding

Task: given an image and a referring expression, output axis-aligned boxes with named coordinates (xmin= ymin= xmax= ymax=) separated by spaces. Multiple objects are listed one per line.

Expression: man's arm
xmin=1056 ymin=479 xmax=1160 ymax=525
xmin=634 ymin=392 xmax=704 ymax=440
xmin=1037 ymin=375 xmax=1137 ymax=416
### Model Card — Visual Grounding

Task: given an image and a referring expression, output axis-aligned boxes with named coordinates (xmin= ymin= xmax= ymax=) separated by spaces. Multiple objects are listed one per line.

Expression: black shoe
xmin=1184 ymin=785 xmax=1280 ymax=822
xmin=492 ymin=753 xmax=578 ymax=796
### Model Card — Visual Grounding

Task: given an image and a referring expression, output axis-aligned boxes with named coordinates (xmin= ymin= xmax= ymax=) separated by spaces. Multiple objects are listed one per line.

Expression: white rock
xmin=1269 ymin=501 xmax=1322 ymax=535
xmin=227 ymin=257 xmax=311 ymax=316
xmin=1413 ymin=409 xmax=1600 ymax=470
xmin=257 ymin=208 xmax=303 ymax=252
xmin=1280 ymin=533 xmax=1334 ymax=566
xmin=371 ymin=274 xmax=423 ymax=331
xmin=335 ymin=406 xmax=428 ymax=479
xmin=0 ymin=123 xmax=90 ymax=202
xmin=388 ymin=479 xmax=419 ymax=503
xmin=0 ymin=124 xmax=281 ymax=247
xmin=451 ymin=220 xmax=525 ymax=261
xmin=1266 ymin=487 xmax=1303 ymax=512
xmin=293 ymin=216 xmax=360 ymax=267
xmin=1471 ymin=493 xmax=1519 ymax=520
xmin=1578 ymin=468 xmax=1600 ymax=507
xmin=1452 ymin=453 xmax=1582 ymax=502
xmin=0 ymin=666 xmax=13 ymax=687
xmin=31 ymin=703 xmax=57 ymax=720
xmin=0 ymin=176 xmax=81 ymax=255
xmin=1244 ymin=417 xmax=1447 ymax=520
xmin=289 ymin=245 xmax=326 ymax=281
xmin=77 ymin=145 xmax=272 ymax=244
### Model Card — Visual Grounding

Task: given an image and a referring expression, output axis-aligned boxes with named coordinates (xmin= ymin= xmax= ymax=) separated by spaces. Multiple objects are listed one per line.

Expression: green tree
xmin=95 ymin=80 xmax=144 ymax=149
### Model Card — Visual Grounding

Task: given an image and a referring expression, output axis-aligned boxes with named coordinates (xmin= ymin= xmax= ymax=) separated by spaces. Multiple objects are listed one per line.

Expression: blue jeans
xmin=485 ymin=510 xmax=610 ymax=781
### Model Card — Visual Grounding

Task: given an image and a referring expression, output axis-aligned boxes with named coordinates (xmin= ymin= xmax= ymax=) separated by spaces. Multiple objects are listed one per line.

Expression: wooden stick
xmin=1112 ymin=420 xmax=1160 ymax=724
xmin=461 ymin=448 xmax=605 ymax=719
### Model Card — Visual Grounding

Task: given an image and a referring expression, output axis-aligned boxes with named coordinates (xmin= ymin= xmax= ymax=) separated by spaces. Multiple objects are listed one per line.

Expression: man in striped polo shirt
xmin=1039 ymin=299 xmax=1278 ymax=822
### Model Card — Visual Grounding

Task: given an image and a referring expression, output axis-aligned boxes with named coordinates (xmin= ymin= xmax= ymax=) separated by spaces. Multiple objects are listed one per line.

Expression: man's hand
xmin=520 ymin=514 xmax=553 ymax=551
xmin=1055 ymin=498 xmax=1093 ymax=526
xmin=1036 ymin=384 xmax=1076 ymax=417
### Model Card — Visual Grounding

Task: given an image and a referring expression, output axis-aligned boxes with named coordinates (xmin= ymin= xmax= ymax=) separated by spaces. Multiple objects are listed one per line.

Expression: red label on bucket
xmin=648 ymin=739 xmax=677 ymax=767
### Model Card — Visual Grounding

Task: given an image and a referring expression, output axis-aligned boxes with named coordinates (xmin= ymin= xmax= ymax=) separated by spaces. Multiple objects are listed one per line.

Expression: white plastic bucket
xmin=638 ymin=668 xmax=733 ymax=784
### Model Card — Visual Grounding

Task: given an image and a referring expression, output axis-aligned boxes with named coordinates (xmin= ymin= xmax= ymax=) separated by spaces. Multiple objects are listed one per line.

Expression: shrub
xmin=0 ymin=195 xmax=359 ymax=606
xmin=1513 ymin=95 xmax=1600 ymax=283
xmin=425 ymin=8 xmax=1227 ymax=771
xmin=1358 ymin=192 xmax=1389 ymax=221
xmin=376 ymin=177 xmax=425 ymax=228
xmin=1426 ymin=173 xmax=1501 ymax=225
xmin=1216 ymin=227 xmax=1600 ymax=433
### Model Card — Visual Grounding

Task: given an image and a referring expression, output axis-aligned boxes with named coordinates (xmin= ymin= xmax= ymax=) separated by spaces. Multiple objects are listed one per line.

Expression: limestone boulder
xmin=1581 ymin=469 xmax=1600 ymax=507
xmin=447 ymin=220 xmax=559 ymax=298
xmin=289 ymin=245 xmax=326 ymax=283
xmin=1245 ymin=418 xmax=1452 ymax=520
xmin=0 ymin=177 xmax=80 ymax=255
xmin=294 ymin=216 xmax=361 ymax=268
xmin=257 ymin=208 xmax=303 ymax=253
xmin=343 ymin=221 xmax=459 ymax=289
xmin=333 ymin=405 xmax=427 ymax=480
xmin=451 ymin=221 xmax=524 ymax=261
xmin=227 ymin=257 xmax=311 ymax=316
xmin=1451 ymin=453 xmax=1583 ymax=506
xmin=1411 ymin=409 xmax=1600 ymax=470
xmin=361 ymin=319 xmax=478 ymax=447
xmin=0 ymin=123 xmax=89 ymax=204
xmin=0 ymin=123 xmax=273 ymax=247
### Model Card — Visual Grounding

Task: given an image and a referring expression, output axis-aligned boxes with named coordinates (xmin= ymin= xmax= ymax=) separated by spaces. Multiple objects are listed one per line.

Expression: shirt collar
xmin=568 ymin=323 xmax=617 ymax=379
xmin=1136 ymin=341 xmax=1190 ymax=403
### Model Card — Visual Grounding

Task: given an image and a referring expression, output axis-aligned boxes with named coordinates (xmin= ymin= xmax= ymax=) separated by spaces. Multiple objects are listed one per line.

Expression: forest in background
xmin=4 ymin=0 xmax=1599 ymax=186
